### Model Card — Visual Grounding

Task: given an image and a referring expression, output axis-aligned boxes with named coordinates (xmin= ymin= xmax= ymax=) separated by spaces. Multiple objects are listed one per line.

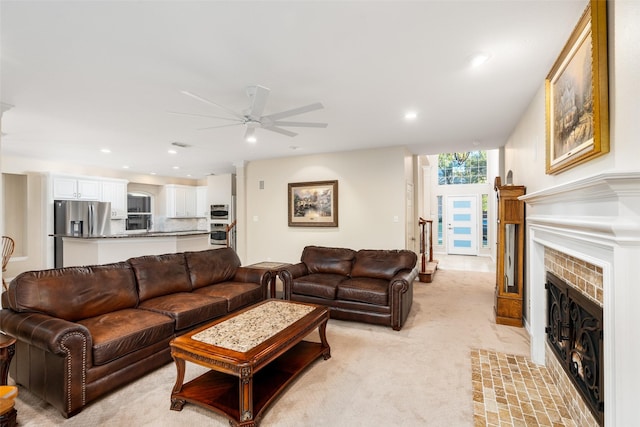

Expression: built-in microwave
xmin=210 ymin=204 xmax=229 ymax=220
xmin=210 ymin=223 xmax=227 ymax=245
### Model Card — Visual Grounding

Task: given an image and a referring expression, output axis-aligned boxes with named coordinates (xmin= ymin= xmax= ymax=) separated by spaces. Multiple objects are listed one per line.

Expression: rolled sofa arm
xmin=0 ymin=309 xmax=92 ymax=417
xmin=389 ymin=267 xmax=419 ymax=294
xmin=389 ymin=267 xmax=419 ymax=330
xmin=279 ymin=263 xmax=309 ymax=300
xmin=0 ymin=309 xmax=92 ymax=356
xmin=233 ymin=267 xmax=272 ymax=299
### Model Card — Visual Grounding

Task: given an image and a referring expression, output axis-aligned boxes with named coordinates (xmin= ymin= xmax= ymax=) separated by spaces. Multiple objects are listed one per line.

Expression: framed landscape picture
xmin=288 ymin=180 xmax=338 ymax=227
xmin=545 ymin=0 xmax=609 ymax=175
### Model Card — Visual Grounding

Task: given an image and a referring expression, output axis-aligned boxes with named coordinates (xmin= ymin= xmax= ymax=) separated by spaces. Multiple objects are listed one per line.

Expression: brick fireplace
xmin=520 ymin=171 xmax=640 ymax=426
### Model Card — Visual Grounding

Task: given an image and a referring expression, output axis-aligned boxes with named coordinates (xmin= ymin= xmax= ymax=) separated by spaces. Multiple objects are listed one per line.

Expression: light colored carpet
xmin=13 ymin=264 xmax=531 ymax=426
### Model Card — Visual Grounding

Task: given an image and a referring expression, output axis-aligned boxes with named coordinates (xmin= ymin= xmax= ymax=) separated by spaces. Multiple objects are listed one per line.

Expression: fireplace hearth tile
xmin=471 ymin=348 xmax=577 ymax=427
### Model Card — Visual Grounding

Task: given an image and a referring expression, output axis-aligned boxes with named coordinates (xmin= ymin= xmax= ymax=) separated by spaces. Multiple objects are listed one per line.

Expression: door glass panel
xmin=503 ymin=224 xmax=519 ymax=293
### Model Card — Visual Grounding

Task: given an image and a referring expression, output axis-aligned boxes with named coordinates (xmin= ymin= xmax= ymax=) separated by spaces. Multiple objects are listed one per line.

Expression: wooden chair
xmin=1 ymin=236 xmax=15 ymax=291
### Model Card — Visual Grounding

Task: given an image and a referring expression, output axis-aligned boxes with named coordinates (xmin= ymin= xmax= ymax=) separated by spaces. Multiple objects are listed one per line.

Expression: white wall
xmin=241 ymin=146 xmax=411 ymax=265
xmin=505 ymin=0 xmax=640 ymax=191
xmin=503 ymin=1 xmax=640 ymax=424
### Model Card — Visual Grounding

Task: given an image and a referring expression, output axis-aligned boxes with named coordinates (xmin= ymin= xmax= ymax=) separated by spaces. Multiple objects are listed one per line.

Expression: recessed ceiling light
xmin=100 ymin=148 xmax=111 ymax=153
xmin=172 ymin=166 xmax=179 ymax=170
xmin=168 ymin=149 xmax=177 ymax=154
xmin=470 ymin=53 xmax=490 ymax=68
xmin=404 ymin=111 xmax=418 ymax=120
xmin=122 ymin=165 xmax=129 ymax=169
xmin=246 ymin=136 xmax=257 ymax=143
xmin=150 ymin=172 xmax=157 ymax=175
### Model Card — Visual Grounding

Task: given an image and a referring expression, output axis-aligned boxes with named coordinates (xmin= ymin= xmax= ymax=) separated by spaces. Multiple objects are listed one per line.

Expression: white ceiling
xmin=1 ymin=0 xmax=587 ymax=179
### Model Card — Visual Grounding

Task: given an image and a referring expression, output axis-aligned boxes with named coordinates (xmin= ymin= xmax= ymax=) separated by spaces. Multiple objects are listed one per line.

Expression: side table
xmin=244 ymin=262 xmax=292 ymax=299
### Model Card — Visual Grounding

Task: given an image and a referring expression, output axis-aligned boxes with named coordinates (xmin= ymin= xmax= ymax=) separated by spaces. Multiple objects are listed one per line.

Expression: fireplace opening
xmin=546 ymin=271 xmax=604 ymax=425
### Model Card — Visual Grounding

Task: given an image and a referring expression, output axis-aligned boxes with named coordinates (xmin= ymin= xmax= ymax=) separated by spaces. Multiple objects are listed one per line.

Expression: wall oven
xmin=210 ymin=204 xmax=229 ymax=220
xmin=210 ymin=223 xmax=227 ymax=245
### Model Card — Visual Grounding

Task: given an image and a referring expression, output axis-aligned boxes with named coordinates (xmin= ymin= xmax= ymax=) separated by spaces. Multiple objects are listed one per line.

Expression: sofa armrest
xmin=279 ymin=263 xmax=309 ymax=299
xmin=233 ymin=267 xmax=272 ymax=299
xmin=1 ymin=309 xmax=92 ymax=417
xmin=0 ymin=309 xmax=92 ymax=357
xmin=389 ymin=267 xmax=419 ymax=293
xmin=389 ymin=267 xmax=419 ymax=330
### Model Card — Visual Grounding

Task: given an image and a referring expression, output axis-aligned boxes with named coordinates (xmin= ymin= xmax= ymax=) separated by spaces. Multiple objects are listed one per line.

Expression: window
xmin=482 ymin=194 xmax=489 ymax=248
xmin=437 ymin=195 xmax=443 ymax=245
xmin=438 ymin=151 xmax=488 ymax=185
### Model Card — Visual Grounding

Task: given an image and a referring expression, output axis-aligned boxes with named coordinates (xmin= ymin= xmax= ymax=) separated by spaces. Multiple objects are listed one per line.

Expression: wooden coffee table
xmin=170 ymin=299 xmax=330 ymax=426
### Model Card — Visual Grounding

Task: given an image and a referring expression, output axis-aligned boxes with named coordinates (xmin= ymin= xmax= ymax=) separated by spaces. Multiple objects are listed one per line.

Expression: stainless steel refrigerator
xmin=54 ymin=200 xmax=111 ymax=268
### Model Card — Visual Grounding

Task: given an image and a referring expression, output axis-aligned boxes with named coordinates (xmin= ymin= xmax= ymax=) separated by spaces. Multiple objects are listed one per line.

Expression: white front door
xmin=446 ymin=195 xmax=478 ymax=255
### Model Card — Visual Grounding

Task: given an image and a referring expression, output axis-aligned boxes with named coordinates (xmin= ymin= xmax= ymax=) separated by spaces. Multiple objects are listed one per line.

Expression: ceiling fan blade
xmin=262 ymin=102 xmax=324 ymax=121
xmin=272 ymin=121 xmax=328 ymax=128
xmin=167 ymin=111 xmax=243 ymax=122
xmin=180 ymin=90 xmax=245 ymax=120
xmin=263 ymin=126 xmax=298 ymax=137
xmin=247 ymin=85 xmax=270 ymax=120
xmin=197 ymin=123 xmax=243 ymax=131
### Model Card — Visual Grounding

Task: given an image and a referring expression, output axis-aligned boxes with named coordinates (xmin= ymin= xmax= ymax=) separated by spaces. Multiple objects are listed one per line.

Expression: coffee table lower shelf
xmin=171 ymin=340 xmax=328 ymax=426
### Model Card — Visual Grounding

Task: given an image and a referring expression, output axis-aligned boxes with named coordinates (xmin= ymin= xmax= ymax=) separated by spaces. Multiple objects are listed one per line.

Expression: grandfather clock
xmin=494 ymin=176 xmax=526 ymax=327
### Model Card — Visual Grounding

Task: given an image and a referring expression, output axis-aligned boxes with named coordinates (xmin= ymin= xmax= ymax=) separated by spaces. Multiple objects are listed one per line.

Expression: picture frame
xmin=288 ymin=180 xmax=338 ymax=227
xmin=545 ymin=0 xmax=609 ymax=175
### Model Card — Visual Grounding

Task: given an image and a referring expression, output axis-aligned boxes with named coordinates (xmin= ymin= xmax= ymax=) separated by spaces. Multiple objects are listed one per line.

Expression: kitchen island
xmin=57 ymin=231 xmax=210 ymax=267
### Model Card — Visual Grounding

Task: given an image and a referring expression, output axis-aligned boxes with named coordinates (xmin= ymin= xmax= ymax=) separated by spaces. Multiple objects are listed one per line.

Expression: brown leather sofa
xmin=0 ymin=247 xmax=269 ymax=418
xmin=280 ymin=246 xmax=418 ymax=331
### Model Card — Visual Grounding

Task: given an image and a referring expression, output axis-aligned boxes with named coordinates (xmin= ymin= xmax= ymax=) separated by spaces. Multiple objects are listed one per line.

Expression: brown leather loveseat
xmin=0 ymin=247 xmax=269 ymax=418
xmin=280 ymin=246 xmax=418 ymax=331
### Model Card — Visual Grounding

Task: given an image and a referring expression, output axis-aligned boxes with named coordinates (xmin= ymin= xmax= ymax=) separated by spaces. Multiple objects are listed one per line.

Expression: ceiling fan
xmin=171 ymin=85 xmax=327 ymax=142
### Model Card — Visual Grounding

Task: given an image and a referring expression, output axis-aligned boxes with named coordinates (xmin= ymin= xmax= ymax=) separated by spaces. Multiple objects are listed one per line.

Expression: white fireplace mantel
xmin=520 ymin=170 xmax=640 ymax=427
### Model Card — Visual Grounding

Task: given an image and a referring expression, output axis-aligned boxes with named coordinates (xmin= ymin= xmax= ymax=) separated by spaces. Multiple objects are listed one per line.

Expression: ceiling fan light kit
xmin=177 ymin=85 xmax=327 ymax=142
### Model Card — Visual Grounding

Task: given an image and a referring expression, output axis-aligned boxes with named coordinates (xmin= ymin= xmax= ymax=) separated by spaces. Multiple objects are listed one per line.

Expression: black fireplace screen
xmin=546 ymin=271 xmax=604 ymax=425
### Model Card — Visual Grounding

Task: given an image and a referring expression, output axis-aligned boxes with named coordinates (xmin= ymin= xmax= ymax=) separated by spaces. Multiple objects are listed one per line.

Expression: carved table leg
xmin=318 ymin=319 xmax=331 ymax=360
xmin=238 ymin=367 xmax=254 ymax=425
xmin=170 ymin=357 xmax=186 ymax=411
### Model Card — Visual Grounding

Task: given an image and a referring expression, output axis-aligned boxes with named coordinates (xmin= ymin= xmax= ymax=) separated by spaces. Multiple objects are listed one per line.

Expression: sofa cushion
xmin=129 ymin=253 xmax=192 ymax=301
xmin=291 ymin=273 xmax=346 ymax=300
xmin=351 ymin=249 xmax=417 ymax=280
xmin=5 ymin=262 xmax=138 ymax=322
xmin=301 ymin=246 xmax=355 ymax=276
xmin=194 ymin=281 xmax=263 ymax=312
xmin=138 ymin=293 xmax=228 ymax=330
xmin=185 ymin=248 xmax=240 ymax=289
xmin=78 ymin=308 xmax=175 ymax=366
xmin=337 ymin=277 xmax=389 ymax=306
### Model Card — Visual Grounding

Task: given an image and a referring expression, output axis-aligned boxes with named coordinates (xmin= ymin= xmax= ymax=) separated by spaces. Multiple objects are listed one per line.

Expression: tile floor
xmin=471 ymin=348 xmax=577 ymax=427
xmin=435 ymin=253 xmax=496 ymax=273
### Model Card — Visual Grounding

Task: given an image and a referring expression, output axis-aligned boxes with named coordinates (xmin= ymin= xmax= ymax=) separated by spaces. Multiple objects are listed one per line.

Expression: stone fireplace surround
xmin=521 ymin=171 xmax=640 ymax=427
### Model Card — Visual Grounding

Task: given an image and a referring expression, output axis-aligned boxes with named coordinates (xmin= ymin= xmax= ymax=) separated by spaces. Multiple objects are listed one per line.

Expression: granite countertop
xmin=51 ymin=230 xmax=209 ymax=239
xmin=192 ymin=301 xmax=315 ymax=352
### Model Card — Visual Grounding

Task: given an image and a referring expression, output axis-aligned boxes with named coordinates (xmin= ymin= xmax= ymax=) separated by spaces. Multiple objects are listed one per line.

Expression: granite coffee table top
xmin=191 ymin=300 xmax=315 ymax=353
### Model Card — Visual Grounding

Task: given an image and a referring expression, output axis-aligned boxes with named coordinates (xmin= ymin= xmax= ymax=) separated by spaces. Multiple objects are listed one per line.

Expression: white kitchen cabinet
xmin=164 ymin=185 xmax=201 ymax=218
xmin=196 ymin=186 xmax=208 ymax=217
xmin=53 ymin=176 xmax=101 ymax=200
xmin=101 ymin=179 xmax=128 ymax=219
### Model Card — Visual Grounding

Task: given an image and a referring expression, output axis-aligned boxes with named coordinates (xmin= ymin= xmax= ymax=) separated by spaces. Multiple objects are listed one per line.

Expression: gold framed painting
xmin=545 ymin=0 xmax=609 ymax=175
xmin=288 ymin=180 xmax=338 ymax=227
